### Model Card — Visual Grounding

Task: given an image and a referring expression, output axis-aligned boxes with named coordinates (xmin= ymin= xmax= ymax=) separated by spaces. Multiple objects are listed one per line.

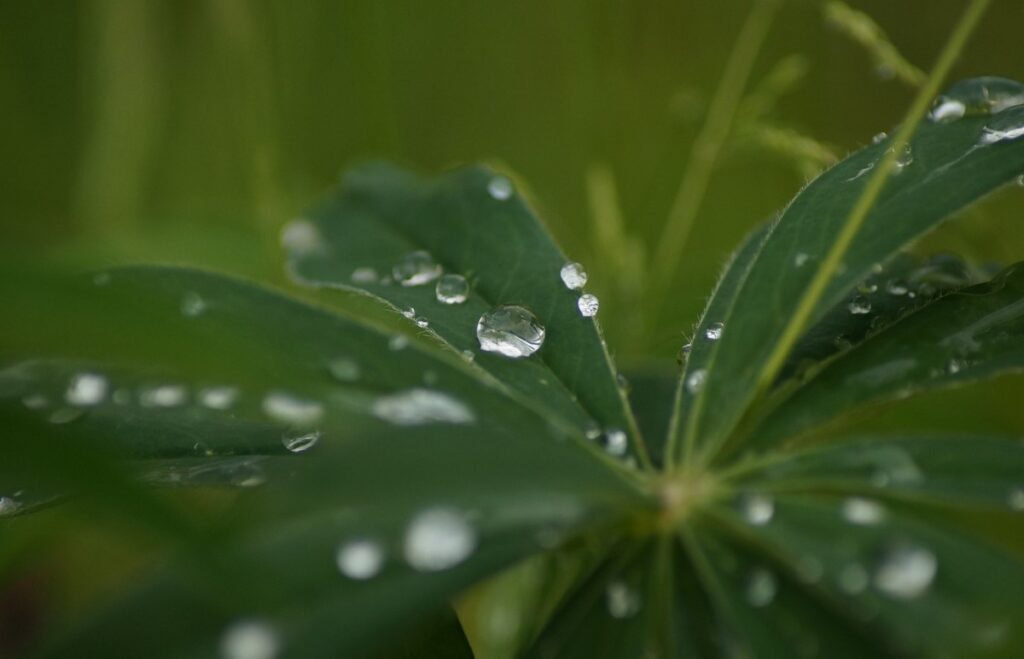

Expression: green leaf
xmin=746 ymin=263 xmax=1024 ymax=451
xmin=668 ymin=90 xmax=1024 ymax=464
xmin=283 ymin=163 xmax=649 ymax=466
xmin=623 ymin=369 xmax=677 ymax=467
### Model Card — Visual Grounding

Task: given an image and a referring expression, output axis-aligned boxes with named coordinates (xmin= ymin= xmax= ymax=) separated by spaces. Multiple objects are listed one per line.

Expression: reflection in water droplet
xmin=261 ymin=391 xmax=323 ymax=426
xmin=140 ymin=384 xmax=187 ymax=408
xmin=606 ymin=580 xmax=641 ymax=618
xmin=393 ymin=251 xmax=442 ymax=287
xmin=477 ymin=305 xmax=546 ymax=358
xmin=560 ymin=262 xmax=588 ymax=290
xmin=746 ymin=568 xmax=778 ymax=607
xmin=336 ymin=539 xmax=384 ymax=580
xmin=487 ymin=176 xmax=514 ymax=200
xmin=372 ymin=389 xmax=475 ymax=425
xmin=847 ymin=296 xmax=872 ymax=315
xmin=742 ymin=493 xmax=774 ymax=526
xmin=282 ymin=430 xmax=320 ymax=453
xmin=328 ymin=358 xmax=361 ymax=383
xmin=686 ymin=369 xmax=707 ymax=394
xmin=873 ymin=544 xmax=937 ymax=600
xmin=705 ymin=322 xmax=724 ymax=340
xmin=200 ymin=386 xmax=239 ymax=410
xmin=435 ymin=274 xmax=469 ymax=304
xmin=404 ymin=507 xmax=476 ymax=572
xmin=842 ymin=497 xmax=886 ymax=526
xmin=577 ymin=293 xmax=600 ymax=317
xmin=220 ymin=620 xmax=280 ymax=659
xmin=602 ymin=428 xmax=628 ymax=457
xmin=66 ymin=373 xmax=108 ymax=406
xmin=351 ymin=267 xmax=378 ymax=284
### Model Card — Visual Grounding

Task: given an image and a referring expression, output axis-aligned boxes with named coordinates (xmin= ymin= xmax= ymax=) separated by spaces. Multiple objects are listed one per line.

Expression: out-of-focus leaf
xmin=283 ymin=163 xmax=649 ymax=465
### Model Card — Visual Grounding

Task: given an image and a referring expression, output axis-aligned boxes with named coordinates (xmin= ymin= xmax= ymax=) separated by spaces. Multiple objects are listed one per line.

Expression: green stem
xmin=737 ymin=0 xmax=992 ymax=444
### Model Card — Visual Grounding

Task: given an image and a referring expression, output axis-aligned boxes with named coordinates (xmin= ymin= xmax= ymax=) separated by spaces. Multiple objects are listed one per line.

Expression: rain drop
xmin=847 ymin=296 xmax=872 ymax=315
xmin=261 ymin=391 xmax=323 ymax=427
xmin=487 ymin=176 xmax=514 ymax=200
xmin=872 ymin=131 xmax=888 ymax=144
xmin=745 ymin=568 xmax=778 ymax=607
xmin=435 ymin=274 xmax=469 ymax=304
xmin=605 ymin=580 xmax=641 ymax=618
xmin=686 ymin=369 xmax=707 ymax=394
xmin=336 ymin=539 xmax=384 ymax=580
xmin=372 ymin=389 xmax=475 ymax=426
xmin=602 ymin=428 xmax=628 ymax=457
xmin=741 ymin=493 xmax=774 ymax=526
xmin=979 ymin=113 xmax=1024 ymax=145
xmin=66 ymin=373 xmax=108 ymax=407
xmin=476 ymin=305 xmax=546 ymax=358
xmin=842 ymin=497 xmax=886 ymax=526
xmin=402 ymin=307 xmax=416 ymax=320
xmin=577 ymin=293 xmax=600 ymax=317
xmin=282 ymin=430 xmax=320 ymax=453
xmin=404 ymin=507 xmax=477 ymax=572
xmin=560 ymin=262 xmax=588 ymax=290
xmin=392 ymin=251 xmax=442 ymax=287
xmin=892 ymin=143 xmax=914 ymax=172
xmin=220 ymin=620 xmax=280 ymax=659
xmin=705 ymin=322 xmax=724 ymax=340
xmin=873 ymin=544 xmax=937 ymax=600
xmin=328 ymin=358 xmax=361 ymax=383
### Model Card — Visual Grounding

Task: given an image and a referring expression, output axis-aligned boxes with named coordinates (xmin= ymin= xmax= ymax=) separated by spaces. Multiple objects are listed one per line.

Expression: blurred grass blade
xmin=823 ymin=1 xmax=925 ymax=87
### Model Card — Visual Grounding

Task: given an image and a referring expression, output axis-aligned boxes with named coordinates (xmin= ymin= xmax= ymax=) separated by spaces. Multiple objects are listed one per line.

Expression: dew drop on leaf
xmin=1008 ymin=486 xmax=1024 ymax=511
xmin=741 ymin=493 xmax=775 ymax=526
xmin=220 ymin=620 xmax=280 ymax=659
xmin=282 ymin=430 xmax=320 ymax=453
xmin=685 ymin=368 xmax=707 ymax=394
xmin=402 ymin=307 xmax=416 ymax=319
xmin=847 ymin=296 xmax=872 ymax=315
xmin=181 ymin=291 xmax=207 ymax=317
xmin=979 ymin=112 xmax=1024 ymax=145
xmin=476 ymin=305 xmax=546 ymax=358
xmin=199 ymin=386 xmax=238 ymax=410
xmin=139 ymin=384 xmax=187 ymax=408
xmin=372 ymin=389 xmax=475 ymax=426
xmin=602 ymin=428 xmax=628 ymax=457
xmin=794 ymin=252 xmax=811 ymax=267
xmin=559 ymin=262 xmax=588 ymax=290
xmin=841 ymin=497 xmax=886 ymax=526
xmin=0 ymin=496 xmax=20 ymax=517
xmin=404 ymin=507 xmax=477 ymax=572
xmin=351 ymin=267 xmax=378 ymax=284
xmin=435 ymin=274 xmax=469 ymax=304
xmin=389 ymin=335 xmax=410 ymax=351
xmin=415 ymin=317 xmax=429 ymax=328
xmin=704 ymin=322 xmax=724 ymax=340
xmin=261 ymin=391 xmax=323 ymax=426
xmin=929 ymin=97 xmax=967 ymax=123
xmin=280 ymin=218 xmax=323 ymax=256
xmin=872 ymin=131 xmax=888 ymax=144
xmin=873 ymin=544 xmax=937 ymax=600
xmin=392 ymin=251 xmax=442 ymax=287
xmin=66 ymin=372 xmax=108 ymax=407
xmin=885 ymin=279 xmax=909 ymax=296
xmin=577 ymin=293 xmax=600 ymax=317
xmin=892 ymin=143 xmax=914 ymax=172
xmin=336 ymin=539 xmax=384 ymax=580
xmin=487 ymin=176 xmax=514 ymax=200
xmin=605 ymin=580 xmax=641 ymax=618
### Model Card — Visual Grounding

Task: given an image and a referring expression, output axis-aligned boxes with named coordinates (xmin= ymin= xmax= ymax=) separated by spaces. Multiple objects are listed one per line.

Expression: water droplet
xmin=435 ymin=274 xmax=469 ymax=304
xmin=934 ymin=77 xmax=1024 ymax=117
xmin=745 ymin=568 xmax=777 ymax=607
xmin=404 ymin=507 xmax=476 ymax=571
xmin=415 ymin=317 xmax=429 ymax=328
xmin=741 ymin=493 xmax=774 ymax=526
xmin=838 ymin=563 xmax=869 ymax=595
xmin=220 ymin=620 xmax=280 ymax=659
xmin=199 ymin=386 xmax=239 ymax=410
xmin=560 ymin=262 xmax=588 ymax=290
xmin=685 ymin=368 xmax=707 ymax=394
xmin=602 ymin=428 xmax=628 ymax=457
xmin=892 ymin=143 xmax=914 ymax=172
xmin=389 ymin=335 xmax=410 ymax=351
xmin=476 ymin=305 xmax=546 ymax=358
xmin=328 ymin=358 xmax=361 ymax=383
xmin=794 ymin=252 xmax=811 ymax=267
xmin=261 ymin=391 xmax=323 ymax=427
xmin=336 ymin=539 xmax=384 ymax=580
xmin=873 ymin=544 xmax=937 ymax=600
xmin=872 ymin=131 xmax=888 ymax=144
xmin=616 ymin=373 xmax=631 ymax=393
xmin=0 ymin=496 xmax=20 ymax=517
xmin=577 ymin=293 xmax=599 ymax=317
xmin=461 ymin=349 xmax=475 ymax=362
xmin=180 ymin=291 xmax=207 ymax=317
xmin=392 ymin=251 xmax=442 ymax=287
xmin=605 ymin=580 xmax=641 ymax=618
xmin=946 ymin=357 xmax=965 ymax=375
xmin=929 ymin=97 xmax=966 ymax=123
xmin=847 ymin=296 xmax=872 ymax=315
xmin=351 ymin=267 xmax=378 ymax=284
xmin=1017 ymin=174 xmax=1024 ymax=187
xmin=280 ymin=218 xmax=323 ymax=255
xmin=140 ymin=384 xmax=187 ymax=408
xmin=66 ymin=373 xmax=108 ymax=406
xmin=857 ymin=282 xmax=878 ymax=294
xmin=487 ymin=176 xmax=514 ymax=200
xmin=885 ymin=279 xmax=909 ymax=296
xmin=1007 ymin=486 xmax=1024 ymax=511
xmin=372 ymin=389 xmax=475 ymax=425
xmin=705 ymin=322 xmax=724 ymax=340
xmin=842 ymin=497 xmax=886 ymax=526
xmin=282 ymin=430 xmax=320 ymax=453
xmin=979 ymin=112 xmax=1024 ymax=145
xmin=402 ymin=307 xmax=416 ymax=319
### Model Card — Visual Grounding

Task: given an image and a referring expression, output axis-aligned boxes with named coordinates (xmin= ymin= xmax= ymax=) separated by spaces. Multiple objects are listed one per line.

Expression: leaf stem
xmin=742 ymin=0 xmax=992 ymax=426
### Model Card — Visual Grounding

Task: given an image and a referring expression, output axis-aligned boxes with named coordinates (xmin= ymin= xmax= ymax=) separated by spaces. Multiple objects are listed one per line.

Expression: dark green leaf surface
xmin=284 ymin=163 xmax=648 ymax=465
xmin=747 ymin=263 xmax=1024 ymax=450
xmin=670 ymin=94 xmax=1024 ymax=463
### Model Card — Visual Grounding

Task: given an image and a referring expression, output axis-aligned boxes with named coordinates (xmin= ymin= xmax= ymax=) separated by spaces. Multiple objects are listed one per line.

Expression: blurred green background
xmin=2 ymin=0 xmax=1024 ymax=403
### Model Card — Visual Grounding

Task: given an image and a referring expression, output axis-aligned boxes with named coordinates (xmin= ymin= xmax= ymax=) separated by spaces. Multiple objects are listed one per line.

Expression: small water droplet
xmin=842 ymin=497 xmax=886 ymax=526
xmin=336 ymin=539 xmax=384 ymax=580
xmin=577 ymin=293 xmax=599 ymax=317
xmin=745 ymin=568 xmax=777 ymax=607
xmin=1007 ymin=486 xmax=1024 ymax=511
xmin=946 ymin=357 xmax=965 ymax=375
xmin=705 ymin=322 xmax=724 ymax=340
xmin=199 ymin=386 xmax=239 ymax=410
xmin=404 ymin=507 xmax=476 ymax=571
xmin=461 ymin=349 xmax=475 ymax=362
xmin=872 ymin=131 xmax=888 ymax=144
xmin=930 ymin=97 xmax=967 ymax=123
xmin=140 ymin=384 xmax=187 ymax=408
xmin=262 ymin=391 xmax=323 ymax=426
xmin=476 ymin=305 xmax=546 ymax=358
xmin=686 ymin=368 xmax=707 ymax=394
xmin=435 ymin=274 xmax=469 ymax=304
xmin=282 ymin=430 xmax=320 ymax=453
xmin=0 ymin=496 xmax=20 ymax=517
xmin=847 ymin=296 xmax=872 ymax=315
xmin=180 ymin=291 xmax=207 ymax=317
xmin=885 ymin=279 xmax=909 ymax=296
xmin=372 ymin=389 xmax=475 ymax=426
xmin=402 ymin=307 xmax=416 ymax=319
xmin=415 ymin=317 xmax=429 ymax=328
xmin=605 ymin=580 xmax=641 ymax=618
xmin=328 ymin=358 xmax=361 ymax=383
xmin=351 ymin=267 xmax=378 ymax=284
xmin=487 ymin=176 xmax=514 ymax=200
xmin=741 ymin=493 xmax=774 ymax=526
xmin=1017 ymin=174 xmax=1024 ymax=187
xmin=392 ymin=251 xmax=442 ymax=287
xmin=220 ymin=620 xmax=280 ymax=659
xmin=66 ymin=373 xmax=108 ymax=406
xmin=891 ymin=143 xmax=914 ymax=172
xmin=602 ymin=428 xmax=628 ymax=457
xmin=794 ymin=252 xmax=811 ymax=267
xmin=280 ymin=218 xmax=323 ymax=255
xmin=560 ymin=262 xmax=588 ymax=290
xmin=584 ymin=423 xmax=602 ymax=441
xmin=873 ymin=544 xmax=937 ymax=600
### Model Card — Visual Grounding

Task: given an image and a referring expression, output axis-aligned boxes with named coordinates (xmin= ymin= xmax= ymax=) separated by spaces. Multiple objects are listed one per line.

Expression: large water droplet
xmin=577 ymin=293 xmax=599 ymax=317
xmin=873 ymin=544 xmax=937 ymax=600
xmin=262 ymin=391 xmax=323 ymax=426
xmin=66 ymin=373 xmax=108 ymax=407
xmin=476 ymin=305 xmax=545 ymax=358
xmin=929 ymin=97 xmax=966 ymax=123
xmin=979 ymin=112 xmax=1024 ymax=145
xmin=934 ymin=77 xmax=1024 ymax=117
xmin=560 ymin=262 xmax=588 ymax=290
xmin=140 ymin=384 xmax=187 ymax=408
xmin=435 ymin=274 xmax=469 ymax=304
xmin=199 ymin=386 xmax=239 ymax=410
xmin=487 ymin=176 xmax=514 ymax=200
xmin=372 ymin=388 xmax=475 ymax=425
xmin=392 ymin=251 xmax=442 ymax=287
xmin=336 ymin=539 xmax=384 ymax=580
xmin=745 ymin=568 xmax=778 ymax=607
xmin=847 ymin=296 xmax=872 ymax=315
xmin=404 ymin=507 xmax=476 ymax=571
xmin=282 ymin=430 xmax=320 ymax=453
xmin=328 ymin=358 xmax=361 ymax=383
xmin=705 ymin=322 xmax=724 ymax=340
xmin=220 ymin=620 xmax=280 ymax=659
xmin=741 ymin=493 xmax=774 ymax=526
xmin=605 ymin=580 xmax=641 ymax=618
xmin=842 ymin=497 xmax=886 ymax=526
xmin=686 ymin=368 xmax=707 ymax=394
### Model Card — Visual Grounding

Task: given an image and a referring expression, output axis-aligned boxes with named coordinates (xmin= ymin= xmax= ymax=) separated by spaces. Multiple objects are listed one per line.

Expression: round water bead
xmin=393 ymin=251 xmax=442 ymax=287
xmin=404 ymin=507 xmax=477 ymax=572
xmin=559 ymin=262 xmax=588 ymax=290
xmin=435 ymin=274 xmax=469 ymax=304
xmin=577 ymin=293 xmax=600 ymax=317
xmin=476 ymin=305 xmax=546 ymax=358
xmin=336 ymin=539 xmax=385 ymax=580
